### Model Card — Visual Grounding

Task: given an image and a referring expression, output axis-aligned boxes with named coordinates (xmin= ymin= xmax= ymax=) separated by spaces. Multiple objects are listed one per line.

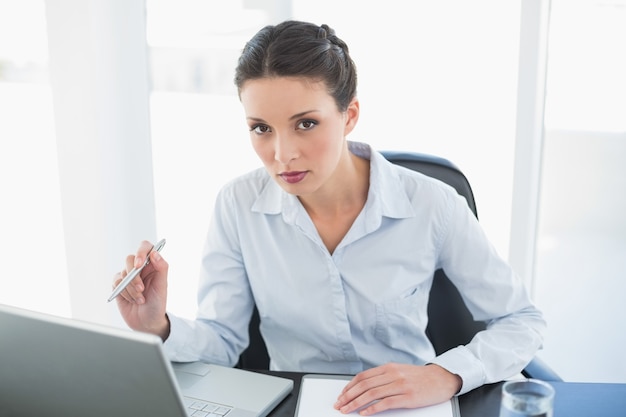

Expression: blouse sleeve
xmin=429 ymin=190 xmax=546 ymax=395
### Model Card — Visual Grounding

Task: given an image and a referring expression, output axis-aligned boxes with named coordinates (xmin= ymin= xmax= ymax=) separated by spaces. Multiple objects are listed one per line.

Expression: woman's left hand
xmin=334 ymin=363 xmax=462 ymax=415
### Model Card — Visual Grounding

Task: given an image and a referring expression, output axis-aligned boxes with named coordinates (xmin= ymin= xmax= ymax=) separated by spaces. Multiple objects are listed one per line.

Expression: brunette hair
xmin=234 ymin=20 xmax=357 ymax=111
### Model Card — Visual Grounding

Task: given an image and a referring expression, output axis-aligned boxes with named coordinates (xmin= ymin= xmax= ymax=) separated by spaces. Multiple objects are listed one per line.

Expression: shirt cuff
xmin=429 ymin=346 xmax=486 ymax=395
xmin=161 ymin=313 xmax=195 ymax=362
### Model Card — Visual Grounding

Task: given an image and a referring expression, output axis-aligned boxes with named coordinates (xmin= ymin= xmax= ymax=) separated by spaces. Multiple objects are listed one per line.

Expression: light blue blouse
xmin=163 ymin=142 xmax=545 ymax=395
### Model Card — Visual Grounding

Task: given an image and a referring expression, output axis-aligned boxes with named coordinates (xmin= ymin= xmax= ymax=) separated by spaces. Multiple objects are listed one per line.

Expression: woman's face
xmin=239 ymin=77 xmax=359 ymax=197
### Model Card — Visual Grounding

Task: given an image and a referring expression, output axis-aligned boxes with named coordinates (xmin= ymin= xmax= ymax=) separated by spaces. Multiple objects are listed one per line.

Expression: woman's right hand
xmin=112 ymin=240 xmax=171 ymax=340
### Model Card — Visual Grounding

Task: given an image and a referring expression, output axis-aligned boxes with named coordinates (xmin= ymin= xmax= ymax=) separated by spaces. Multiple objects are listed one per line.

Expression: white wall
xmin=45 ymin=0 xmax=156 ymax=324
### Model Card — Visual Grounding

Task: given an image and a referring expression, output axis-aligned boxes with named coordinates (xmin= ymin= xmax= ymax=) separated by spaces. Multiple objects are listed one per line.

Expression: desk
xmin=256 ymin=371 xmax=626 ymax=417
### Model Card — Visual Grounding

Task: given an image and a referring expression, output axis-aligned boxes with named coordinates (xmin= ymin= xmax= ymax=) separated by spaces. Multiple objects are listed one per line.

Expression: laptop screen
xmin=0 ymin=304 xmax=292 ymax=417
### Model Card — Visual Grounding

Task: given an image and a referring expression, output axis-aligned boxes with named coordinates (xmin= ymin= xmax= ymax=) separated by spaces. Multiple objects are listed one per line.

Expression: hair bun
xmin=317 ymin=24 xmax=334 ymax=40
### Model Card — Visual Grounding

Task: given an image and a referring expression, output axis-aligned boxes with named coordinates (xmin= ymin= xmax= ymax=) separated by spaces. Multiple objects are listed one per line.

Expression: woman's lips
xmin=279 ymin=171 xmax=307 ymax=184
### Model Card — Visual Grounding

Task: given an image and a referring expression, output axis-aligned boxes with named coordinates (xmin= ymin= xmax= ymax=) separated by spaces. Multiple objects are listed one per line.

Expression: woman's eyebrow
xmin=289 ymin=110 xmax=318 ymax=121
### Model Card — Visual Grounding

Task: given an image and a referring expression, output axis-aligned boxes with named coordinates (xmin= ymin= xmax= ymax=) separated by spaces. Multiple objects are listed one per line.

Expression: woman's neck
xmin=299 ymin=150 xmax=370 ymax=217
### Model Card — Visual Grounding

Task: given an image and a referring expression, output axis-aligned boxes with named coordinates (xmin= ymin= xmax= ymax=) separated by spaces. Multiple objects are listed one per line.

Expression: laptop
xmin=0 ymin=303 xmax=293 ymax=417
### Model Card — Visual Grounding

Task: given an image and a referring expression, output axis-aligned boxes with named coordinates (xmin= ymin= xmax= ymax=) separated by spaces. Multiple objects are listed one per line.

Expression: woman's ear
xmin=343 ymin=97 xmax=360 ymax=136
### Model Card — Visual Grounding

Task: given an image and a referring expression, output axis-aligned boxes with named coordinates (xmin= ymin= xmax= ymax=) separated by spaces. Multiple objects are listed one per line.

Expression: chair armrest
xmin=522 ymin=356 xmax=563 ymax=381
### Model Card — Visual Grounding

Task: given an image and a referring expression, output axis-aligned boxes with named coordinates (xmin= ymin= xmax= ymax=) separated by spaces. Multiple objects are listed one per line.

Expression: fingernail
xmin=152 ymin=251 xmax=161 ymax=262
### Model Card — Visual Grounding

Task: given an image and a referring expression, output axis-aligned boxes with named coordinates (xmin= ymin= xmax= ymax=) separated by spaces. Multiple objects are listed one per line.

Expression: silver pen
xmin=107 ymin=239 xmax=166 ymax=302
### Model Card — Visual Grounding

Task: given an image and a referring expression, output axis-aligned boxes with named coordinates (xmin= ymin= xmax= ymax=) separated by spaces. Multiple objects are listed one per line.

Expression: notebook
xmin=0 ymin=303 xmax=293 ymax=417
xmin=295 ymin=374 xmax=459 ymax=417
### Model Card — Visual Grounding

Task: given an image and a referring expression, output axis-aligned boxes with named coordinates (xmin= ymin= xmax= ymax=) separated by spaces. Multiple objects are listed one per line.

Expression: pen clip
xmin=152 ymin=238 xmax=166 ymax=254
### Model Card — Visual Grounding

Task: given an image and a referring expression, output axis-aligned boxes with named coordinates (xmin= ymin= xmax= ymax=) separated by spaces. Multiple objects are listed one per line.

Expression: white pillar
xmin=45 ymin=0 xmax=156 ymax=325
xmin=509 ymin=0 xmax=551 ymax=294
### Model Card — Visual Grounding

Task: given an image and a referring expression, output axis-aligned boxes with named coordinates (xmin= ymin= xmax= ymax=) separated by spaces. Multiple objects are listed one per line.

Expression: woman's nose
xmin=274 ymin=134 xmax=299 ymax=165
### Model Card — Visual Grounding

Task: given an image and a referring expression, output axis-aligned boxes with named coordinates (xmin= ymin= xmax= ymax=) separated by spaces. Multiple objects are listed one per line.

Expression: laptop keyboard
xmin=185 ymin=397 xmax=233 ymax=417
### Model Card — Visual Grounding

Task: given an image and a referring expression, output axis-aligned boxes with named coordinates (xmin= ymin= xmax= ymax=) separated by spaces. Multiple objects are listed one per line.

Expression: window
xmin=534 ymin=0 xmax=626 ymax=382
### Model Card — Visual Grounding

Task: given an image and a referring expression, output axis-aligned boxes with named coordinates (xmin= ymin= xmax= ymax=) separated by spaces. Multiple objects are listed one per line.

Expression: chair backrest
xmin=236 ymin=150 xmax=486 ymax=369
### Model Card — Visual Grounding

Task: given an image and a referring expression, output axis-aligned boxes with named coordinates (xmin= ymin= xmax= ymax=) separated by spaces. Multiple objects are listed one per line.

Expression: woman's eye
xmin=297 ymin=120 xmax=317 ymax=130
xmin=250 ymin=124 xmax=271 ymax=134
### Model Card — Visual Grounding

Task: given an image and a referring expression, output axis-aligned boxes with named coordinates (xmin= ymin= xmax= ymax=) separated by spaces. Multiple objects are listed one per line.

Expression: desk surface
xmin=256 ymin=371 xmax=626 ymax=417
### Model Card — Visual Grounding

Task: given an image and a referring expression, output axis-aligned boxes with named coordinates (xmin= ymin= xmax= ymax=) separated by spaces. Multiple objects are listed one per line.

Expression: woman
xmin=114 ymin=20 xmax=545 ymax=415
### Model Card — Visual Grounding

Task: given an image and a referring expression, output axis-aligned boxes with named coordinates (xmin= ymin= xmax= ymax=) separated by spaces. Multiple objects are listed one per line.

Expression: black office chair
xmin=237 ymin=150 xmax=561 ymax=382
